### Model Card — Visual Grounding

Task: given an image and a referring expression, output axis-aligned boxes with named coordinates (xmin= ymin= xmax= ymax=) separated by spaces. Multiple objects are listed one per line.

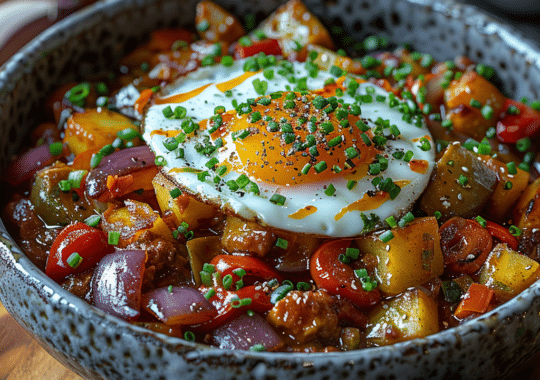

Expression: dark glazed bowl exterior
xmin=1 ymin=1 xmax=540 ymax=379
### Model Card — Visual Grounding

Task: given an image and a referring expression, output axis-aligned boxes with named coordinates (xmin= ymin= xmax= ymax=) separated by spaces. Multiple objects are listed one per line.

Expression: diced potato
xmin=513 ymin=177 xmax=540 ymax=230
xmin=195 ymin=0 xmax=245 ymax=44
xmin=101 ymin=199 xmax=158 ymax=247
xmin=478 ymin=243 xmax=540 ymax=301
xmin=482 ymin=156 xmax=530 ymax=223
xmin=221 ymin=215 xmax=276 ymax=256
xmin=420 ymin=143 xmax=497 ymax=220
xmin=63 ymin=108 xmax=139 ymax=156
xmin=444 ymin=71 xmax=506 ymax=140
xmin=186 ymin=236 xmax=223 ymax=286
xmin=30 ymin=163 xmax=94 ymax=225
xmin=308 ymin=45 xmax=365 ymax=75
xmin=355 ymin=217 xmax=444 ymax=296
xmin=366 ymin=288 xmax=439 ymax=346
xmin=340 ymin=327 xmax=363 ymax=351
xmin=152 ymin=172 xmax=217 ymax=230
xmin=257 ymin=0 xmax=334 ymax=57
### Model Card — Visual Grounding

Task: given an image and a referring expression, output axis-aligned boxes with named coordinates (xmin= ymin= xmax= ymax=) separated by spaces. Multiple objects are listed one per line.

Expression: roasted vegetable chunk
xmin=366 ymin=288 xmax=439 ymax=346
xmin=356 ymin=217 xmax=444 ymax=295
xmin=478 ymin=243 xmax=540 ymax=302
xmin=444 ymin=71 xmax=505 ymax=140
xmin=30 ymin=163 xmax=94 ymax=225
xmin=420 ymin=143 xmax=497 ymax=220
xmin=267 ymin=290 xmax=340 ymax=347
xmin=221 ymin=215 xmax=276 ymax=256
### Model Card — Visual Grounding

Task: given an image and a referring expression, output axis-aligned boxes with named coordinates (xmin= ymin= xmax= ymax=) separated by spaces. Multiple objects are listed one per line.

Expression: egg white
xmin=143 ymin=59 xmax=435 ymax=237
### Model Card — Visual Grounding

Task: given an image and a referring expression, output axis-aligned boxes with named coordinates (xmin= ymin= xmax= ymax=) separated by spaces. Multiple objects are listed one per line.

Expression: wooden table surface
xmin=0 ymin=302 xmax=82 ymax=380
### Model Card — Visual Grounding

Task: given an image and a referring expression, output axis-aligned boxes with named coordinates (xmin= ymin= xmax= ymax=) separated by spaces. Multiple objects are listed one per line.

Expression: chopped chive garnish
xmin=379 ymin=230 xmax=394 ymax=243
xmin=509 ymin=225 xmax=522 ymax=237
xmin=469 ymin=99 xmax=482 ymax=108
xmin=155 ymin=156 xmax=167 ymax=166
xmin=66 ymin=252 xmax=83 ymax=269
xmin=347 ymin=180 xmax=357 ymax=190
xmin=270 ymin=194 xmax=286 ymax=206
xmin=108 ymin=231 xmax=120 ymax=245
xmin=49 ymin=142 xmax=63 ymax=156
xmin=314 ymin=161 xmax=327 ymax=173
xmin=275 ymin=238 xmax=288 ymax=249
xmin=475 ymin=215 xmax=487 ymax=228
xmin=162 ymin=105 xmax=174 ymax=118
xmin=169 ymin=188 xmax=182 ymax=198
xmin=516 ymin=137 xmax=532 ymax=152
xmin=325 ymin=184 xmax=336 ymax=196
xmin=90 ymin=152 xmax=103 ymax=168
xmin=385 ymin=216 xmax=397 ymax=228
xmin=301 ymin=163 xmax=311 ymax=175
xmin=84 ymin=214 xmax=101 ymax=227
xmin=507 ymin=161 xmax=517 ymax=175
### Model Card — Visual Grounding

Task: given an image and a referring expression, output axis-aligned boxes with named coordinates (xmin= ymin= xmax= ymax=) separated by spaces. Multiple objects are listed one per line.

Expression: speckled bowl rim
xmin=1 ymin=0 xmax=540 ymax=373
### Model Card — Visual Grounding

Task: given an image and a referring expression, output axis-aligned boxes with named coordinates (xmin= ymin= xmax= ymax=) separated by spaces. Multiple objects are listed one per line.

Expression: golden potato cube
xmin=152 ymin=172 xmax=216 ymax=230
xmin=478 ymin=243 xmax=540 ymax=301
xmin=482 ymin=156 xmax=530 ymax=223
xmin=355 ymin=217 xmax=444 ymax=296
xmin=63 ymin=108 xmax=138 ymax=156
xmin=366 ymin=288 xmax=439 ymax=346
xmin=444 ymin=71 xmax=505 ymax=140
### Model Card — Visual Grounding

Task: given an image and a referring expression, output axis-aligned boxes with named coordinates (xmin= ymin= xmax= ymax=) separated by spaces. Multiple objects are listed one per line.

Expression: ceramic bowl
xmin=2 ymin=0 xmax=540 ymax=379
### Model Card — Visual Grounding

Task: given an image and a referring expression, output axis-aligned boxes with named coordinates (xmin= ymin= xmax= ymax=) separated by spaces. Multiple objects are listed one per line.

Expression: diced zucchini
xmin=366 ymin=288 xmax=439 ymax=346
xmin=355 ymin=217 xmax=444 ymax=296
xmin=478 ymin=243 xmax=540 ymax=301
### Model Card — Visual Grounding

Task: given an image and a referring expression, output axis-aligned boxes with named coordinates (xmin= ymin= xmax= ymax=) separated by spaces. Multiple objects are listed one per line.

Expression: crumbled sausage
xmin=267 ymin=290 xmax=340 ymax=346
xmin=61 ymin=270 xmax=94 ymax=302
xmin=127 ymin=230 xmax=191 ymax=290
xmin=221 ymin=215 xmax=276 ymax=256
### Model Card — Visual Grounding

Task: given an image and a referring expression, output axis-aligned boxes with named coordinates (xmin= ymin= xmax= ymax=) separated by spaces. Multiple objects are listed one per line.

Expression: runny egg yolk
xmin=203 ymin=91 xmax=380 ymax=186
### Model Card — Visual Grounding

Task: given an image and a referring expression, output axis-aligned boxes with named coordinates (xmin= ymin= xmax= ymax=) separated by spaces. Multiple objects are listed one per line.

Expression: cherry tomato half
xmin=309 ymin=239 xmax=380 ymax=308
xmin=45 ymin=222 xmax=114 ymax=282
xmin=496 ymin=99 xmax=540 ymax=143
xmin=439 ymin=217 xmax=492 ymax=275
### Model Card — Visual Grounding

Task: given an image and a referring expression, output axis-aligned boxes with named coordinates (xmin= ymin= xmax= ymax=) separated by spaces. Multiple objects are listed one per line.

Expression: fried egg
xmin=142 ymin=58 xmax=435 ymax=237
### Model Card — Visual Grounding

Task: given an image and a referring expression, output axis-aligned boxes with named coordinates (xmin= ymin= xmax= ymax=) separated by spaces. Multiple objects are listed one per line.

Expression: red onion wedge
xmin=208 ymin=313 xmax=283 ymax=351
xmin=92 ymin=249 xmax=146 ymax=321
xmin=85 ymin=145 xmax=156 ymax=199
xmin=141 ymin=286 xmax=217 ymax=325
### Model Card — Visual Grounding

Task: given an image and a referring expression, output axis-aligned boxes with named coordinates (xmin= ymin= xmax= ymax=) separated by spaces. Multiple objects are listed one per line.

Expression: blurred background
xmin=0 ymin=0 xmax=539 ymax=66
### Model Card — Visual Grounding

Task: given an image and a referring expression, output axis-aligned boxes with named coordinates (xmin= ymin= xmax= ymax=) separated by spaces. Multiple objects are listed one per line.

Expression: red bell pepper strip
xmin=210 ymin=254 xmax=283 ymax=284
xmin=496 ymin=99 xmax=540 ymax=143
xmin=485 ymin=221 xmax=519 ymax=251
xmin=454 ymin=283 xmax=494 ymax=319
xmin=45 ymin=222 xmax=114 ymax=282
xmin=309 ymin=239 xmax=381 ymax=308
xmin=234 ymin=38 xmax=282 ymax=58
